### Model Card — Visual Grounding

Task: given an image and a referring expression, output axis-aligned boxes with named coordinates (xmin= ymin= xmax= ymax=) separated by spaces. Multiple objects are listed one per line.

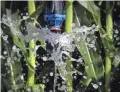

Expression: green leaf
xmin=73 ymin=2 xmax=91 ymax=25
xmin=77 ymin=1 xmax=101 ymax=25
xmin=77 ymin=42 xmax=95 ymax=79
xmin=12 ymin=33 xmax=26 ymax=52
xmin=73 ymin=3 xmax=104 ymax=88
xmin=80 ymin=77 xmax=92 ymax=86
xmin=89 ymin=49 xmax=104 ymax=79
xmin=32 ymin=84 xmax=44 ymax=92
xmin=26 ymin=84 xmax=44 ymax=92
xmin=4 ymin=9 xmax=27 ymax=52
xmin=30 ymin=2 xmax=44 ymax=19
xmin=77 ymin=41 xmax=104 ymax=80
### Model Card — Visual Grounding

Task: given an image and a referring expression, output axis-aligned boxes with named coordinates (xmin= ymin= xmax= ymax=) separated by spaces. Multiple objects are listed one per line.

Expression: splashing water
xmin=2 ymin=11 xmax=99 ymax=91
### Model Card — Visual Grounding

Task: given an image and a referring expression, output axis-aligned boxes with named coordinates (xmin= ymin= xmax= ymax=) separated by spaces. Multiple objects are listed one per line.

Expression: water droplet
xmin=2 ymin=35 xmax=8 ymax=41
xmin=83 ymin=76 xmax=87 ymax=79
xmin=98 ymin=82 xmax=102 ymax=86
xmin=50 ymin=72 xmax=53 ymax=76
xmin=3 ymin=51 xmax=7 ymax=55
xmin=49 ymin=90 xmax=53 ymax=92
xmin=42 ymin=56 xmax=47 ymax=61
xmin=23 ymin=16 xmax=29 ymax=20
xmin=115 ymin=29 xmax=119 ymax=34
xmin=92 ymin=83 xmax=98 ymax=89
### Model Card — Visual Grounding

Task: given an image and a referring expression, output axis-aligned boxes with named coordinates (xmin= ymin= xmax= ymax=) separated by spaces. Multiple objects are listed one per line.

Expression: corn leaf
xmin=77 ymin=1 xmax=101 ymax=25
xmin=74 ymin=1 xmax=104 ymax=80
xmin=77 ymin=42 xmax=104 ymax=80
xmin=30 ymin=1 xmax=44 ymax=19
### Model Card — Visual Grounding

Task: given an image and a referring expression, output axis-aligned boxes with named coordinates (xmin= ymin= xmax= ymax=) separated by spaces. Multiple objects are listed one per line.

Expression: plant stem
xmin=105 ymin=55 xmax=111 ymax=92
xmin=65 ymin=1 xmax=73 ymax=92
xmin=65 ymin=0 xmax=73 ymax=32
xmin=27 ymin=1 xmax=45 ymax=91
xmin=27 ymin=40 xmax=36 ymax=86
xmin=10 ymin=63 xmax=16 ymax=88
xmin=66 ymin=58 xmax=73 ymax=92
xmin=106 ymin=2 xmax=113 ymax=40
xmin=105 ymin=2 xmax=113 ymax=92
xmin=27 ymin=0 xmax=36 ymax=87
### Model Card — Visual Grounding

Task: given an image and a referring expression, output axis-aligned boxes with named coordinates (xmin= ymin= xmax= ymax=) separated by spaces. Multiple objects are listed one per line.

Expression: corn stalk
xmin=27 ymin=1 xmax=45 ymax=91
xmin=65 ymin=1 xmax=73 ymax=92
xmin=105 ymin=2 xmax=113 ymax=92
xmin=26 ymin=0 xmax=36 ymax=87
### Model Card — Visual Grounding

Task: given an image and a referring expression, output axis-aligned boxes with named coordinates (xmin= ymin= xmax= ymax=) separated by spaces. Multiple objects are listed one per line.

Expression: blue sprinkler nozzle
xmin=44 ymin=14 xmax=66 ymax=31
xmin=44 ymin=1 xmax=66 ymax=31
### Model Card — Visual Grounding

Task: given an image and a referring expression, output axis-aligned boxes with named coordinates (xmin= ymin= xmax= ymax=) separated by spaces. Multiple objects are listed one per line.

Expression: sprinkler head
xmin=44 ymin=14 xmax=66 ymax=32
xmin=44 ymin=1 xmax=66 ymax=32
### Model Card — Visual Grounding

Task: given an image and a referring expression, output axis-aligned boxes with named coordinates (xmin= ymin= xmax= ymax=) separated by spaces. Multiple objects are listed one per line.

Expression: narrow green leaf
xmin=77 ymin=42 xmax=97 ymax=79
xmin=30 ymin=2 xmax=44 ymax=19
xmin=77 ymin=1 xmax=101 ymax=25
xmin=80 ymin=77 xmax=92 ymax=86
xmin=89 ymin=49 xmax=104 ymax=79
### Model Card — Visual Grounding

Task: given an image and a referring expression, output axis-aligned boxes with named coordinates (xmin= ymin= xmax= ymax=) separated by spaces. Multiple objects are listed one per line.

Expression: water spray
xmin=44 ymin=1 xmax=67 ymax=91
